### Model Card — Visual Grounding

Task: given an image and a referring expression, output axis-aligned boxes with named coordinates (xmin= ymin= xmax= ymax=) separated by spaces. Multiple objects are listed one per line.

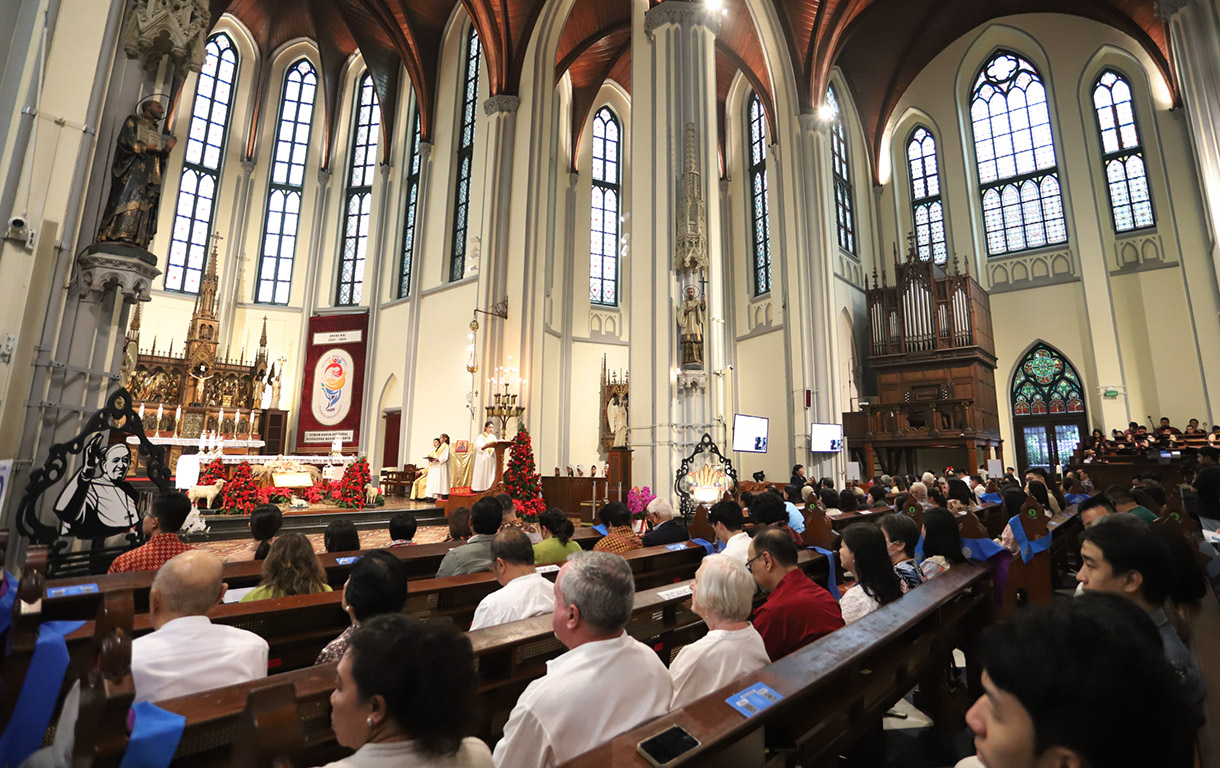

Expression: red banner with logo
xmin=296 ymin=312 xmax=369 ymax=454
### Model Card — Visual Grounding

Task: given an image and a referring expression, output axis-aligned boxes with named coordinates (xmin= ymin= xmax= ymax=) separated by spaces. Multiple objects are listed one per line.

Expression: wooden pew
xmin=40 ymin=529 xmax=603 ymax=621
xmin=560 ymin=563 xmax=993 ymax=767
xmin=1190 ymin=577 xmax=1220 ymax=768
xmin=83 ymin=550 xmax=828 ymax=766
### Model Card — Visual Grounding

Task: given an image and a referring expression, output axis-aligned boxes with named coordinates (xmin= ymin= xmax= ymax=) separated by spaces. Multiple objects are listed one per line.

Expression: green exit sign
xmin=1103 ymin=389 xmax=1119 ymax=398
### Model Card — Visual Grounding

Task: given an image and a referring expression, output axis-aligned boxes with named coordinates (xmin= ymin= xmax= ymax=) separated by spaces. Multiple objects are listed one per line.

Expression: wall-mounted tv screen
xmin=810 ymin=422 xmax=844 ymax=452
xmin=732 ymin=414 xmax=769 ymax=453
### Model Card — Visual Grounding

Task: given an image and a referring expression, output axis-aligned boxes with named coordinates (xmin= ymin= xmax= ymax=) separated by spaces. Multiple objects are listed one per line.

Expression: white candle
xmin=175 ymin=405 xmax=181 ymax=420
xmin=156 ymin=403 xmax=163 ymax=420
xmin=138 ymin=403 xmax=145 ymax=418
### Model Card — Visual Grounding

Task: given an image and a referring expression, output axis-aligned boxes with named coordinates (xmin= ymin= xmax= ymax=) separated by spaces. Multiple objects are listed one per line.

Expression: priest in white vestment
xmin=423 ymin=435 xmax=451 ymax=499
xmin=472 ymin=421 xmax=499 ymax=493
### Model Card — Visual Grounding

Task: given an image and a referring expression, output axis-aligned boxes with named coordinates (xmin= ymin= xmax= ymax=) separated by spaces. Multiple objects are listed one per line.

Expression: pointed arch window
xmin=590 ymin=107 xmax=621 ymax=305
xmin=166 ymin=33 xmax=238 ymax=293
xmin=1092 ymin=70 xmax=1155 ymax=233
xmin=826 ymin=86 xmax=856 ymax=255
xmin=1012 ymin=344 xmax=1085 ymax=417
xmin=255 ymin=59 xmax=316 ymax=305
xmin=971 ymin=52 xmax=1067 ymax=256
xmin=335 ymin=73 xmax=380 ymax=306
xmin=746 ymin=93 xmax=772 ymax=294
xmin=449 ymin=25 xmax=481 ymax=283
xmin=398 ymin=109 xmax=422 ymax=298
xmin=907 ymin=126 xmax=946 ymax=263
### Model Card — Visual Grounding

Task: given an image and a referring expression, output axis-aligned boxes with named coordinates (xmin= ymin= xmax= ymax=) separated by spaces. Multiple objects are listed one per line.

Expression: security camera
xmin=9 ymin=217 xmax=26 ymax=230
xmin=5 ymin=216 xmax=32 ymax=246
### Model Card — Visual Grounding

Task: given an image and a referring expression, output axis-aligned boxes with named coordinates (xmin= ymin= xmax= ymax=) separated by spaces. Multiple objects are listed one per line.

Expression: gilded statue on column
xmin=97 ymin=100 xmax=177 ymax=249
xmin=679 ymin=285 xmax=706 ymax=369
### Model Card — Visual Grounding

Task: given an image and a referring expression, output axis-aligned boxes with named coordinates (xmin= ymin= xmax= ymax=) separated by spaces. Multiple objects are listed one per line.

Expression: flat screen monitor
xmin=810 ymin=422 xmax=844 ymax=452
xmin=733 ymin=414 xmax=769 ymax=453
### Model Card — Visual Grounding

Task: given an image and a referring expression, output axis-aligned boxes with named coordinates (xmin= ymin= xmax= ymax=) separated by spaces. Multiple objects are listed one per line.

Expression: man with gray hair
xmin=910 ymin=481 xmax=933 ymax=510
xmin=493 ymin=551 xmax=672 ymax=767
xmin=470 ymin=527 xmax=555 ymax=630
xmin=641 ymin=496 xmax=690 ymax=547
xmin=132 ymin=550 xmax=268 ymax=702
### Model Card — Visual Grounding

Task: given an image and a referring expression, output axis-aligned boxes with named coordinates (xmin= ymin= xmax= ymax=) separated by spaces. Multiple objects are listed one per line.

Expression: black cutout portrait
xmin=52 ymin=433 xmax=140 ymax=538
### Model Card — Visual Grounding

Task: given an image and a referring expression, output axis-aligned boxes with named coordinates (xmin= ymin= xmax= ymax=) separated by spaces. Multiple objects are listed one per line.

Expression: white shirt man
xmin=132 ymin=550 xmax=268 ymax=703
xmin=494 ymin=552 xmax=672 ymax=768
xmin=471 ymin=528 xmax=555 ymax=631
xmin=721 ymin=530 xmax=751 ymax=563
xmin=709 ymin=500 xmax=751 ymax=564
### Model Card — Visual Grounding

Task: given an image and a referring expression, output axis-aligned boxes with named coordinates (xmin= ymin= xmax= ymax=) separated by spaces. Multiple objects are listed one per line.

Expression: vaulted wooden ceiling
xmin=211 ymin=0 xmax=1171 ymax=177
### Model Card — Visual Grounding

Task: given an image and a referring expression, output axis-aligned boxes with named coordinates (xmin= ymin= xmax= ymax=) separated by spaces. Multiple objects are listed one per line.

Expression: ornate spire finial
xmin=871 ymin=261 xmax=878 ymax=289
xmin=259 ymin=316 xmax=268 ymax=348
xmin=962 ymin=253 xmax=970 ymax=276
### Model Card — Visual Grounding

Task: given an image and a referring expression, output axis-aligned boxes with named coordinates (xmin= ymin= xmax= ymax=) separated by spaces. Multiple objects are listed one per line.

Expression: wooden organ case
xmin=844 ymin=245 xmax=1003 ymax=477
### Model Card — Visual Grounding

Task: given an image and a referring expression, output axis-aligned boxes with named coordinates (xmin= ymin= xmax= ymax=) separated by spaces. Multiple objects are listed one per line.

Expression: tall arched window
xmin=971 ymin=51 xmax=1067 ymax=257
xmin=589 ymin=106 xmax=621 ymax=306
xmin=398 ymin=109 xmax=422 ymax=298
xmin=335 ymin=73 xmax=380 ymax=306
xmin=1092 ymin=70 xmax=1155 ymax=233
xmin=907 ymin=126 xmax=946 ymax=263
xmin=746 ymin=93 xmax=772 ymax=295
xmin=1011 ymin=342 xmax=1087 ymax=471
xmin=449 ymin=25 xmax=481 ymax=283
xmin=166 ymin=33 xmax=238 ymax=293
xmin=826 ymin=86 xmax=855 ymax=254
xmin=255 ymin=59 xmax=316 ymax=305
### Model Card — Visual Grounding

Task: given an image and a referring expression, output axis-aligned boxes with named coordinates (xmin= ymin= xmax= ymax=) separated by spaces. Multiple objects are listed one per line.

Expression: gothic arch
xmin=1009 ymin=341 xmax=1088 ymax=471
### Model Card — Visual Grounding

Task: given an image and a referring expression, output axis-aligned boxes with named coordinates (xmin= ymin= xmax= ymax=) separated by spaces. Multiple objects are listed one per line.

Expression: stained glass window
xmin=746 ymin=93 xmax=772 ymax=295
xmin=1092 ymin=70 xmax=1155 ymax=233
xmin=449 ymin=25 xmax=481 ymax=283
xmin=335 ymin=73 xmax=380 ymax=306
xmin=398 ymin=109 xmax=422 ymax=298
xmin=907 ymin=126 xmax=946 ymax=263
xmin=254 ymin=59 xmax=315 ymax=305
xmin=166 ymin=33 xmax=238 ymax=293
xmin=970 ymin=52 xmax=1067 ymax=257
xmin=826 ymin=86 xmax=855 ymax=254
xmin=589 ymin=107 xmax=621 ymax=306
xmin=1012 ymin=343 xmax=1085 ymax=417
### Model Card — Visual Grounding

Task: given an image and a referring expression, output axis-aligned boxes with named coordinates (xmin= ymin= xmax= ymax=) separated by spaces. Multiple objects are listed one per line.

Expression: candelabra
xmin=485 ymin=382 xmax=525 ymax=435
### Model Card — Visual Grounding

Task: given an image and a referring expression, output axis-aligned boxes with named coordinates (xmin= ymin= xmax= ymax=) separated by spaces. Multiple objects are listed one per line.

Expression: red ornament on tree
xmin=505 ymin=427 xmax=545 ymax=522
xmin=220 ymin=463 xmax=259 ymax=516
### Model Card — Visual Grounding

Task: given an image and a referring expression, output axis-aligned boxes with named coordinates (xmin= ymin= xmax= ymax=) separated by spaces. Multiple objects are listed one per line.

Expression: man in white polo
xmin=470 ymin=527 xmax=555 ymax=630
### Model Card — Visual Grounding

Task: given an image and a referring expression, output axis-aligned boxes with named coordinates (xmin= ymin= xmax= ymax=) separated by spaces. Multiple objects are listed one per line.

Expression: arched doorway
xmin=1011 ymin=343 xmax=1087 ymax=472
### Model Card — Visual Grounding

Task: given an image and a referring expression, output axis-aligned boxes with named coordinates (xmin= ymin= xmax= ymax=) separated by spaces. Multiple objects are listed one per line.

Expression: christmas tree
xmin=220 ymin=462 xmax=259 ymax=516
xmin=504 ymin=427 xmax=545 ymax=521
xmin=333 ymin=457 xmax=373 ymax=508
xmin=199 ymin=458 xmax=226 ymax=485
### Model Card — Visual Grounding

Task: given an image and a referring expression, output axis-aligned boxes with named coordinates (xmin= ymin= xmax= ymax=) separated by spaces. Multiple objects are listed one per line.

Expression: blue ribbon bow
xmin=119 ymin=701 xmax=186 ymax=768
xmin=809 ymin=546 xmax=841 ymax=600
xmin=961 ymin=536 xmax=1006 ymax=563
xmin=0 ymin=620 xmax=86 ymax=768
xmin=592 ymin=524 xmax=608 ymax=535
xmin=1007 ymin=513 xmax=1052 ymax=564
xmin=979 ymin=493 xmax=1002 ymax=505
xmin=690 ymin=538 xmax=714 ymax=556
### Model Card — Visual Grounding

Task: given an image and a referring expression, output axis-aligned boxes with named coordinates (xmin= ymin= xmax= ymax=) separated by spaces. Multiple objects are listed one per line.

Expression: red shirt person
xmin=108 ymin=491 xmax=195 ymax=574
xmin=748 ymin=528 xmax=844 ymax=660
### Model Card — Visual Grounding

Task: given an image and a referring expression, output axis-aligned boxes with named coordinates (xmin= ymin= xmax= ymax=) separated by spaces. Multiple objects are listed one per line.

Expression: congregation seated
xmin=445 ymin=506 xmax=473 ymax=542
xmin=838 ymin=488 xmax=860 ymax=515
xmin=436 ymin=497 xmax=500 ymax=577
xmin=1102 ymin=484 xmax=1158 ymax=523
xmin=242 ymin=532 xmax=334 ymax=602
xmin=867 ymin=484 xmax=890 ymax=509
xmin=493 ymin=551 xmax=671 ymax=767
xmin=470 ymin=528 xmax=554 ymax=631
xmin=1156 ymin=416 xmax=1183 ymax=437
xmin=325 ymin=520 xmax=362 ymax=553
xmin=387 ymin=511 xmax=417 ymax=547
xmin=837 ymin=524 xmax=903 ymax=624
xmin=818 ymin=487 xmax=842 ymax=515
xmin=946 ymin=478 xmax=979 ymax=513
xmin=878 ymin=512 xmax=924 ymax=592
xmin=1184 ymin=418 xmax=1205 ymax=435
xmin=1077 ymin=515 xmax=1206 ymax=708
xmin=957 ymin=594 xmax=1200 ymax=768
xmin=750 ymin=491 xmax=802 ymax=547
xmin=321 ymin=613 xmax=493 ymax=768
xmin=532 ymin=507 xmax=580 ymax=565
xmin=780 ymin=485 xmax=807 ymax=533
xmin=748 ymin=527 xmax=843 ymax=659
xmin=316 ymin=550 xmax=408 ymax=665
xmin=591 ymin=501 xmax=642 ymax=554
xmin=136 ymin=550 xmax=268 ymax=702
xmin=909 ymin=481 xmax=933 ymax=510
xmin=668 ymin=554 xmax=770 ymax=709
xmin=919 ymin=507 xmax=967 ymax=579
xmin=640 ymin=496 xmax=689 ymax=547
xmin=107 ymin=491 xmax=193 ymax=574
xmin=248 ymin=503 xmax=283 ymax=560
xmin=1077 ymin=494 xmax=1117 ymax=529
xmin=708 ymin=499 xmax=750 ymax=563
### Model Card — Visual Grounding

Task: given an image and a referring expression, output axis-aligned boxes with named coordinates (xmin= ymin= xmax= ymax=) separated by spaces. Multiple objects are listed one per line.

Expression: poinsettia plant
xmin=505 ymin=427 xmax=545 ymax=522
xmin=199 ymin=458 xmax=226 ymax=485
xmin=220 ymin=462 xmax=259 ymax=516
xmin=627 ymin=486 xmax=657 ymax=520
xmin=332 ymin=457 xmax=373 ymax=508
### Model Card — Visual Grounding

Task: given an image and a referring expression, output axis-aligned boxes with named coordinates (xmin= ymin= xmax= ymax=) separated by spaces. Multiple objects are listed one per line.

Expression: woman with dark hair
xmin=838 ymin=488 xmax=859 ymax=513
xmin=819 ymin=488 xmax=841 ymax=515
xmin=919 ymin=507 xmax=966 ymax=579
xmin=837 ymin=524 xmax=903 ymax=624
xmin=248 ymin=504 xmax=282 ymax=560
xmin=321 ymin=614 xmax=492 ymax=767
xmin=317 ymin=550 xmax=408 ymax=665
xmin=444 ymin=507 xmax=472 ymax=542
xmin=241 ymin=532 xmax=332 ymax=602
xmin=790 ymin=464 xmax=808 ymax=487
xmin=325 ymin=520 xmax=362 ymax=553
xmin=533 ymin=508 xmax=579 ymax=565
xmin=945 ymin=478 xmax=978 ymax=513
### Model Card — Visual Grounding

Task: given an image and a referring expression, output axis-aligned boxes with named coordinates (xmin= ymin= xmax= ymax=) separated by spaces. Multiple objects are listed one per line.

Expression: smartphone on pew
xmin=637 ymin=725 xmax=700 ymax=767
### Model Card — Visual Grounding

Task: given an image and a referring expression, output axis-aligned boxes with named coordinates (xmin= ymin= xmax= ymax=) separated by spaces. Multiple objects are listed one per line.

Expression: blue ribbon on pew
xmin=592 ymin=524 xmax=607 ymax=535
xmin=809 ymin=546 xmax=841 ymax=601
xmin=691 ymin=538 xmax=714 ymax=556
xmin=119 ymin=701 xmax=186 ymax=768
xmin=914 ymin=534 xmax=924 ymax=563
xmin=1064 ymin=493 xmax=1090 ymax=506
xmin=1007 ymin=513 xmax=1052 ymax=564
xmin=0 ymin=619 xmax=85 ymax=768
xmin=0 ymin=571 xmax=17 ymax=636
xmin=961 ymin=536 xmax=1005 ymax=563
xmin=979 ymin=493 xmax=1002 ymax=505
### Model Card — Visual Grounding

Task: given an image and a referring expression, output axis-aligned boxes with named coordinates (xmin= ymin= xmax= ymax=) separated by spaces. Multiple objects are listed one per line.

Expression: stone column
xmin=400 ymin=142 xmax=433 ymax=462
xmin=629 ymin=0 xmax=723 ymax=493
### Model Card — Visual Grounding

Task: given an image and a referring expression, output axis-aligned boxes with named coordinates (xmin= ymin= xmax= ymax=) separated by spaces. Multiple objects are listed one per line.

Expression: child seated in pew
xmin=242 ymin=533 xmax=333 ymax=602
xmin=919 ymin=507 xmax=967 ymax=579
xmin=387 ymin=511 xmax=417 ymax=547
xmin=316 ymin=550 xmax=409 ymax=665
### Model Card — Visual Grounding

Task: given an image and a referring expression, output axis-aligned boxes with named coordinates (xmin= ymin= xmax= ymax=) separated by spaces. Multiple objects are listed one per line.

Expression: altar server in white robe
xmin=668 ymin=554 xmax=771 ymax=709
xmin=473 ymin=421 xmax=499 ymax=493
xmin=423 ymin=435 xmax=452 ymax=499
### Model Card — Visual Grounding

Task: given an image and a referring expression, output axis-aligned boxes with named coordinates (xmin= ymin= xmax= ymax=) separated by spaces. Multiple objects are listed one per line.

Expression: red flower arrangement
xmin=505 ymin=428 xmax=545 ymax=522
xmin=199 ymin=458 xmax=226 ymax=485
xmin=302 ymin=483 xmax=327 ymax=505
xmin=333 ymin=457 xmax=373 ymax=509
xmin=220 ymin=462 xmax=259 ymax=516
